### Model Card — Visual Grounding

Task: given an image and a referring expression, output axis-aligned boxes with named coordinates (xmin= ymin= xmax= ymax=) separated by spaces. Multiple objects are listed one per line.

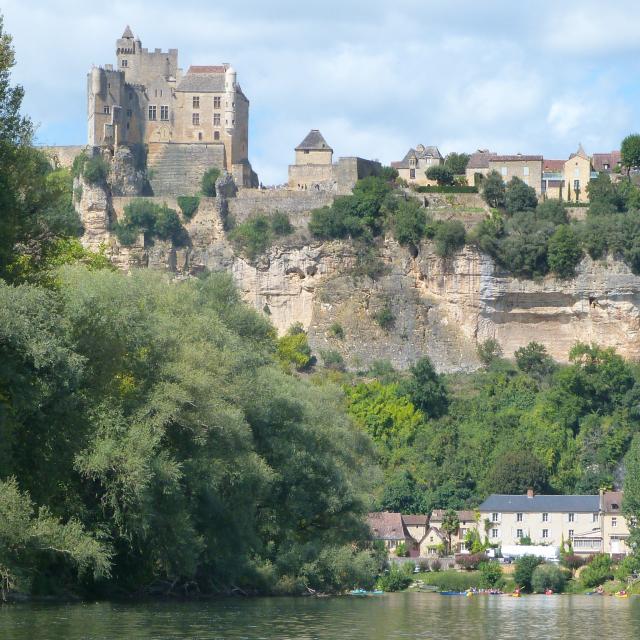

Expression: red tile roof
xmin=544 ymin=159 xmax=565 ymax=172
xmin=187 ymin=65 xmax=226 ymax=74
xmin=367 ymin=512 xmax=409 ymax=540
xmin=592 ymin=151 xmax=621 ymax=172
xmin=490 ymin=155 xmax=543 ymax=162
xmin=430 ymin=509 xmax=476 ymax=523
xmin=402 ymin=514 xmax=428 ymax=526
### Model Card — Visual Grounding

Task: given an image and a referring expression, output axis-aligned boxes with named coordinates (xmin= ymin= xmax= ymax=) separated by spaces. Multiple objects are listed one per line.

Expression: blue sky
xmin=4 ymin=0 xmax=640 ymax=183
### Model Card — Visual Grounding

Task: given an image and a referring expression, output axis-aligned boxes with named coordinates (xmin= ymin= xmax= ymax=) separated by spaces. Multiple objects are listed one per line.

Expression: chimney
xmin=527 ymin=488 xmax=534 ymax=499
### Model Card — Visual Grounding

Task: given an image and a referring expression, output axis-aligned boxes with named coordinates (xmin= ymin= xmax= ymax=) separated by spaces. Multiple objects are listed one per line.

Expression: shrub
xmin=420 ymin=570 xmax=483 ymax=591
xmin=456 ymin=553 xmax=487 ymax=571
xmin=114 ymin=199 xmax=186 ymax=247
xmin=277 ymin=324 xmax=313 ymax=371
xmin=614 ymin=554 xmax=640 ymax=581
xmin=477 ymin=338 xmax=502 ymax=366
xmin=376 ymin=166 xmax=399 ymax=182
xmin=329 ymin=322 xmax=345 ymax=340
xmin=547 ymin=225 xmax=583 ymax=278
xmin=580 ymin=554 xmax=614 ymax=588
xmin=229 ymin=215 xmax=272 ymax=260
xmin=515 ymin=341 xmax=555 ymax=377
xmin=531 ymin=564 xmax=567 ymax=593
xmin=177 ymin=195 xmax=200 ymax=220
xmin=320 ymin=349 xmax=345 ymax=372
xmin=478 ymin=561 xmax=504 ymax=588
xmin=373 ymin=304 xmax=395 ymax=331
xmin=561 ymin=554 xmax=586 ymax=572
xmin=82 ymin=155 xmax=109 ymax=185
xmin=414 ymin=185 xmax=477 ymax=194
xmin=201 ymin=167 xmax=220 ymax=196
xmin=514 ymin=555 xmax=543 ymax=592
xmin=376 ymin=563 xmax=413 ymax=592
xmin=481 ymin=170 xmax=506 ymax=208
xmin=395 ymin=542 xmax=409 ymax=557
xmin=505 ymin=177 xmax=538 ymax=214
xmin=271 ymin=211 xmax=293 ymax=235
xmin=426 ymin=165 xmax=455 ymax=186
xmin=430 ymin=220 xmax=466 ymax=257
xmin=392 ymin=199 xmax=427 ymax=247
xmin=113 ymin=222 xmax=139 ymax=246
xmin=353 ymin=247 xmax=389 ymax=280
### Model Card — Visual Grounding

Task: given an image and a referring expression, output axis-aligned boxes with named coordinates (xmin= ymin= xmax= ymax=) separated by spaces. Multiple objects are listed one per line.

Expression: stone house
xmin=287 ymin=129 xmax=382 ymax=194
xmin=429 ymin=510 xmax=479 ymax=553
xmin=367 ymin=512 xmax=416 ymax=555
xmin=542 ymin=145 xmax=607 ymax=202
xmin=418 ymin=526 xmax=448 ymax=556
xmin=391 ymin=144 xmax=443 ymax=185
xmin=465 ymin=149 xmax=497 ymax=186
xmin=487 ymin=154 xmax=544 ymax=196
xmin=478 ymin=489 xmax=631 ymax=556
xmin=87 ymin=26 xmax=257 ymax=192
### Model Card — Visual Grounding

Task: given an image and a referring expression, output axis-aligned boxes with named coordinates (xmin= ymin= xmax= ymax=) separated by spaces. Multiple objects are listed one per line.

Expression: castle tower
xmin=224 ymin=66 xmax=237 ymax=169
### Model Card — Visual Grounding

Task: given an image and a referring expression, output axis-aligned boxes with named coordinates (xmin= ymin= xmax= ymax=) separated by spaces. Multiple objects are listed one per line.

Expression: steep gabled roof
xmin=467 ymin=150 xmax=497 ymax=170
xmin=592 ymin=151 xmax=621 ymax=172
xmin=394 ymin=145 xmax=443 ymax=169
xmin=402 ymin=514 xmax=428 ymax=526
xmin=122 ymin=25 xmax=134 ymax=39
xmin=367 ymin=512 xmax=409 ymax=540
xmin=479 ymin=494 xmax=599 ymax=513
xmin=296 ymin=129 xmax=332 ymax=151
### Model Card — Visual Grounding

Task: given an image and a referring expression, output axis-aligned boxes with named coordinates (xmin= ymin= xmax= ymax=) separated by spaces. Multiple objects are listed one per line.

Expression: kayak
xmin=349 ymin=589 xmax=384 ymax=596
xmin=439 ymin=591 xmax=467 ymax=596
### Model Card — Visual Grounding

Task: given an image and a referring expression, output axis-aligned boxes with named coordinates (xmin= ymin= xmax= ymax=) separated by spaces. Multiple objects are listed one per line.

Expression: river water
xmin=1 ymin=593 xmax=639 ymax=639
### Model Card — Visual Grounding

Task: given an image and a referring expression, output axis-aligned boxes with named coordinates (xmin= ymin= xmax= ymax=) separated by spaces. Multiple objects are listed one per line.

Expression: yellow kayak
xmin=511 ymin=593 xmax=521 ymax=598
xmin=615 ymin=593 xmax=629 ymax=599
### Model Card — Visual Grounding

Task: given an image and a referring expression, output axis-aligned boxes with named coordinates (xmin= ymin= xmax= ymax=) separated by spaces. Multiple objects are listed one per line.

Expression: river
xmin=0 ymin=593 xmax=639 ymax=639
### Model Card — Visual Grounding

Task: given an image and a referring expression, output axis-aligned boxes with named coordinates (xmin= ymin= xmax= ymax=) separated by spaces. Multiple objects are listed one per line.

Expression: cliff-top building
xmin=88 ymin=26 xmax=257 ymax=193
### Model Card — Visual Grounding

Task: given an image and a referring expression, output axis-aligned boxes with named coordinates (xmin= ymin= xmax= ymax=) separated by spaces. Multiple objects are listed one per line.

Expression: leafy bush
xmin=514 ymin=555 xmax=543 ymax=592
xmin=580 ymin=554 xmax=614 ymax=588
xmin=320 ymin=349 xmax=345 ymax=372
xmin=229 ymin=214 xmax=272 ymax=260
xmin=277 ymin=323 xmax=313 ymax=371
xmin=456 ymin=553 xmax=487 ymax=570
xmin=391 ymin=198 xmax=427 ymax=247
xmin=515 ymin=342 xmax=555 ymax=377
xmin=177 ymin=195 xmax=200 ymax=220
xmin=614 ymin=554 xmax=640 ymax=581
xmin=377 ymin=563 xmax=413 ymax=592
xmin=373 ymin=304 xmax=395 ymax=331
xmin=430 ymin=220 xmax=466 ymax=257
xmin=395 ymin=542 xmax=409 ymax=557
xmin=561 ymin=554 xmax=586 ymax=572
xmin=426 ymin=165 xmax=455 ymax=186
xmin=477 ymin=338 xmax=503 ymax=366
xmin=329 ymin=322 xmax=345 ymax=340
xmin=478 ymin=561 xmax=504 ymax=588
xmin=415 ymin=185 xmax=477 ymax=194
xmin=114 ymin=199 xmax=186 ymax=247
xmin=201 ymin=167 xmax=220 ymax=196
xmin=547 ymin=225 xmax=583 ymax=278
xmin=444 ymin=152 xmax=470 ymax=175
xmin=481 ymin=170 xmax=506 ymax=208
xmin=83 ymin=155 xmax=109 ymax=185
xmin=505 ymin=177 xmax=538 ymax=214
xmin=531 ymin=564 xmax=567 ymax=593
xmin=271 ymin=211 xmax=293 ymax=235
xmin=398 ymin=356 xmax=449 ymax=420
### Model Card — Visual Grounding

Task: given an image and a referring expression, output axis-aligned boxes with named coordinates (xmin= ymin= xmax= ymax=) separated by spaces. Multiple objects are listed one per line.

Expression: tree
xmin=444 ymin=152 xmax=470 ymax=175
xmin=426 ymin=165 xmax=455 ymax=186
xmin=621 ymin=134 xmax=640 ymax=179
xmin=431 ymin=220 xmax=466 ymax=257
xmin=485 ymin=450 xmax=549 ymax=495
xmin=535 ymin=199 xmax=569 ymax=225
xmin=623 ymin=434 xmax=640 ymax=555
xmin=478 ymin=561 xmax=504 ymax=588
xmin=587 ymin=173 xmax=625 ymax=212
xmin=477 ymin=338 xmax=502 ymax=366
xmin=531 ymin=564 xmax=566 ymax=593
xmin=481 ymin=170 xmax=506 ymax=208
xmin=515 ymin=342 xmax=555 ymax=377
xmin=201 ymin=167 xmax=220 ymax=196
xmin=505 ymin=177 xmax=538 ymax=214
xmin=580 ymin=554 xmax=614 ymax=588
xmin=547 ymin=225 xmax=583 ymax=278
xmin=277 ymin=323 xmax=313 ymax=371
xmin=398 ymin=356 xmax=449 ymax=419
xmin=514 ymin=555 xmax=543 ymax=592
xmin=441 ymin=509 xmax=460 ymax=554
xmin=379 ymin=470 xmax=427 ymax=514
xmin=392 ymin=199 xmax=427 ymax=248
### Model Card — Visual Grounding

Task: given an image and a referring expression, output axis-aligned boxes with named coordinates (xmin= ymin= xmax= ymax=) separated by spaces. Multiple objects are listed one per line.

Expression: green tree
xmin=176 ymin=195 xmax=200 ymax=220
xmin=392 ymin=198 xmax=427 ymax=248
xmin=277 ymin=323 xmax=313 ymax=371
xmin=478 ymin=561 xmax=503 ymax=588
xmin=514 ymin=555 xmax=543 ymax=592
xmin=580 ymin=554 xmax=614 ymax=588
xmin=477 ymin=338 xmax=502 ymax=366
xmin=379 ymin=470 xmax=427 ymax=514
xmin=398 ymin=356 xmax=449 ymax=419
xmin=426 ymin=165 xmax=455 ymax=186
xmin=430 ymin=220 xmax=466 ymax=257
xmin=531 ymin=564 xmax=566 ymax=593
xmin=505 ymin=177 xmax=538 ymax=214
xmin=481 ymin=170 xmax=506 ymax=208
xmin=621 ymin=133 xmax=640 ymax=179
xmin=444 ymin=152 xmax=470 ymax=175
xmin=515 ymin=342 xmax=555 ymax=377
xmin=201 ymin=167 xmax=220 ymax=196
xmin=547 ymin=225 xmax=583 ymax=278
xmin=484 ymin=450 xmax=549 ymax=495
xmin=587 ymin=173 xmax=625 ymax=213
xmin=441 ymin=509 xmax=460 ymax=554
xmin=535 ymin=199 xmax=569 ymax=225
xmin=623 ymin=434 xmax=640 ymax=554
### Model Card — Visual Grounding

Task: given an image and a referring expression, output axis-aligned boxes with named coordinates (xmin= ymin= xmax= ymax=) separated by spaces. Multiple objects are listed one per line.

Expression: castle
xmin=87 ymin=27 xmax=257 ymax=192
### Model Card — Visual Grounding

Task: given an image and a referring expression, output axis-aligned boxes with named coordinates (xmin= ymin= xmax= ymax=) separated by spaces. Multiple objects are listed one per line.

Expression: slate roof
xmin=467 ymin=150 xmax=497 ymax=170
xmin=592 ymin=151 xmax=621 ymax=172
xmin=479 ymin=494 xmax=599 ymax=513
xmin=367 ymin=512 xmax=409 ymax=540
xmin=402 ymin=515 xmax=428 ymax=526
xmin=394 ymin=145 xmax=443 ymax=168
xmin=295 ymin=129 xmax=332 ymax=151
xmin=122 ymin=25 xmax=134 ymax=39
xmin=490 ymin=155 xmax=543 ymax=162
xmin=176 ymin=69 xmax=226 ymax=93
xmin=430 ymin=509 xmax=476 ymax=523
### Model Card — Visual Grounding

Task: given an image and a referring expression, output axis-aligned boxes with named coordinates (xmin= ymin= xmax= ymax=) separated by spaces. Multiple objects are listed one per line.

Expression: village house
xmin=465 ymin=149 xmax=497 ymax=186
xmin=429 ymin=510 xmax=479 ymax=553
xmin=366 ymin=512 xmax=416 ymax=555
xmin=478 ymin=489 xmax=631 ymax=556
xmin=391 ymin=144 xmax=444 ymax=185
xmin=487 ymin=154 xmax=544 ymax=196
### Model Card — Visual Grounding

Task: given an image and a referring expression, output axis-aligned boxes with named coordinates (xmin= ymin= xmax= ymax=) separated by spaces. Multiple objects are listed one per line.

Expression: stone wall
xmin=334 ymin=157 xmax=382 ymax=194
xmin=229 ymin=189 xmax=333 ymax=223
xmin=146 ymin=142 xmax=226 ymax=196
xmin=41 ymin=145 xmax=86 ymax=168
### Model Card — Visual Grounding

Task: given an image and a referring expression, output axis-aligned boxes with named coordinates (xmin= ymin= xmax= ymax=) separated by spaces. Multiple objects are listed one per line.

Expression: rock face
xmin=77 ymin=176 xmax=640 ymax=372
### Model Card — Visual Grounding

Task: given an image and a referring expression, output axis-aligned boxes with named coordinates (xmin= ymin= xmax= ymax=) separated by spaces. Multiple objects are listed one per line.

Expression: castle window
xmin=214 ymin=96 xmax=221 ymax=108
xmin=103 ymin=106 xmax=111 ymax=115
xmin=193 ymin=96 xmax=200 ymax=109
xmin=192 ymin=113 xmax=200 ymax=126
xmin=121 ymin=59 xmax=128 ymax=68
xmin=213 ymin=113 xmax=221 ymax=126
xmin=160 ymin=106 xmax=169 ymax=121
xmin=148 ymin=105 xmax=157 ymax=121
xmin=126 ymin=109 xmax=132 ymax=118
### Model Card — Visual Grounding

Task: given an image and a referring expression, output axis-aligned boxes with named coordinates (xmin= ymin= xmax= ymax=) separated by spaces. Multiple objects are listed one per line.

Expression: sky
xmin=3 ymin=0 xmax=640 ymax=184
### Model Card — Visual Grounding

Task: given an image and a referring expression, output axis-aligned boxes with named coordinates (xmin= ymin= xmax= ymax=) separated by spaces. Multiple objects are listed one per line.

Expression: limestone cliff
xmin=76 ymin=176 xmax=640 ymax=372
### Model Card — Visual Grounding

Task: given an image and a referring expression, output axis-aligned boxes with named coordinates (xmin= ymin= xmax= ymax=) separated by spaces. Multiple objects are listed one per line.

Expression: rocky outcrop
xmin=77 ymin=177 xmax=640 ymax=371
